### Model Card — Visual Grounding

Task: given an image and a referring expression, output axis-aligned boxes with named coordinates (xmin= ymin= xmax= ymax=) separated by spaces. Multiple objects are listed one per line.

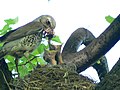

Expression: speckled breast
xmin=2 ymin=33 xmax=42 ymax=58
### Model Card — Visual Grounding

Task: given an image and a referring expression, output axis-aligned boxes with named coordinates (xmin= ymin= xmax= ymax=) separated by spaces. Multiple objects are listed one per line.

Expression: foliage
xmin=0 ymin=15 xmax=113 ymax=78
xmin=0 ymin=17 xmax=18 ymax=35
xmin=105 ymin=15 xmax=115 ymax=24
xmin=0 ymin=17 xmax=62 ymax=78
xmin=52 ymin=35 xmax=62 ymax=43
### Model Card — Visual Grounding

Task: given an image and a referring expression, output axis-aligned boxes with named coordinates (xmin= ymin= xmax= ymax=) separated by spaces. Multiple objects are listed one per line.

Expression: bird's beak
xmin=43 ymin=28 xmax=54 ymax=39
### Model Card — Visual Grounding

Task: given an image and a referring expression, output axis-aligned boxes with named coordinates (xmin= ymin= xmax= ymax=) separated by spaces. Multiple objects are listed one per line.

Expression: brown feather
xmin=0 ymin=21 xmax=43 ymax=42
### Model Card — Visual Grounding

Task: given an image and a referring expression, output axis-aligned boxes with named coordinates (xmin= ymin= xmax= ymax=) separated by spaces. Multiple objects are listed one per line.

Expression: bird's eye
xmin=46 ymin=20 xmax=51 ymax=26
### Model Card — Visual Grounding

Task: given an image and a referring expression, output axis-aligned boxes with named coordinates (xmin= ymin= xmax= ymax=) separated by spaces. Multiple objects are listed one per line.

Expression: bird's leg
xmin=15 ymin=58 xmax=20 ymax=78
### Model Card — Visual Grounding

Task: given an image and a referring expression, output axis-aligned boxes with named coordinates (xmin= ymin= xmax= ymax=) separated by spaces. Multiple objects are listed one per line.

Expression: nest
xmin=9 ymin=64 xmax=96 ymax=90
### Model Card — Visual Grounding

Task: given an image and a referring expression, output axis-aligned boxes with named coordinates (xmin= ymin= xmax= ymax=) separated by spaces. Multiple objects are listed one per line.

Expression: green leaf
xmin=18 ymin=65 xmax=29 ymax=78
xmin=5 ymin=55 xmax=15 ymax=64
xmin=31 ymin=58 xmax=38 ymax=65
xmin=37 ymin=57 xmax=47 ymax=65
xmin=1 ymin=24 xmax=12 ymax=31
xmin=52 ymin=36 xmax=62 ymax=43
xmin=37 ymin=44 xmax=46 ymax=54
xmin=0 ymin=43 xmax=4 ymax=47
xmin=96 ymin=60 xmax=101 ymax=64
xmin=19 ymin=57 xmax=28 ymax=63
xmin=32 ymin=49 xmax=40 ymax=55
xmin=26 ymin=63 xmax=34 ymax=71
xmin=4 ymin=17 xmax=18 ymax=25
xmin=0 ymin=24 xmax=12 ymax=35
xmin=0 ymin=17 xmax=18 ymax=36
xmin=7 ymin=62 xmax=15 ymax=71
xmin=105 ymin=15 xmax=115 ymax=24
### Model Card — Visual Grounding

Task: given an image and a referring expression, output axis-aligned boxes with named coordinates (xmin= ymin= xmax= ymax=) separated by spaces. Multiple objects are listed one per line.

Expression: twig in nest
xmin=0 ymin=69 xmax=12 ymax=90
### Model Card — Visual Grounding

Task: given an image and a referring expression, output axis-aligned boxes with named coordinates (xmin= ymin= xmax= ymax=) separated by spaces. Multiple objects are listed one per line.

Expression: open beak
xmin=43 ymin=28 xmax=54 ymax=39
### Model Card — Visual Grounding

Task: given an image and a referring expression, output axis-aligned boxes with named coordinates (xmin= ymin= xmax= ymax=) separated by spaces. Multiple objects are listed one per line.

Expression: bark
xmin=62 ymin=14 xmax=120 ymax=73
xmin=62 ymin=28 xmax=109 ymax=80
xmin=95 ymin=58 xmax=120 ymax=90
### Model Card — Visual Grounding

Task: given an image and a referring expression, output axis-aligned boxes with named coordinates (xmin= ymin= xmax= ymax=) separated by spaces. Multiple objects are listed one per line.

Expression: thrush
xmin=43 ymin=39 xmax=63 ymax=65
xmin=0 ymin=15 xmax=56 ymax=76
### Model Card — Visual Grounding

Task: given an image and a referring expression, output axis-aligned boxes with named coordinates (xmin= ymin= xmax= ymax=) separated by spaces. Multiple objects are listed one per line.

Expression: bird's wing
xmin=0 ymin=21 xmax=43 ymax=42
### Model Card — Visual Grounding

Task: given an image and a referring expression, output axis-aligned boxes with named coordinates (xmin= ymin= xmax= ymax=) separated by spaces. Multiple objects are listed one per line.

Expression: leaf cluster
xmin=0 ymin=17 xmax=18 ymax=36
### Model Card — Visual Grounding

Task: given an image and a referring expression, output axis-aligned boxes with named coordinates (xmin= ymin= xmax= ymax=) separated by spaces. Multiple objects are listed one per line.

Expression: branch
xmin=95 ymin=58 xmax=120 ymax=89
xmin=62 ymin=14 xmax=120 ymax=73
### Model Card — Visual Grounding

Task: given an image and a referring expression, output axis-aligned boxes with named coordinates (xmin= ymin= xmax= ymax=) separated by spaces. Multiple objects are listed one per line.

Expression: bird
xmin=0 ymin=15 xmax=56 ymax=77
xmin=43 ymin=39 xmax=63 ymax=65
